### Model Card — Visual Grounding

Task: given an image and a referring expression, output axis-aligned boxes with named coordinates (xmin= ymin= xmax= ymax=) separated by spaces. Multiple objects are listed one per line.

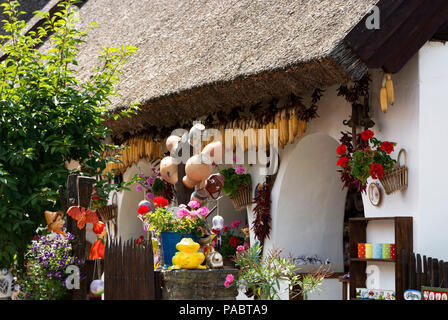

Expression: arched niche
xmin=266 ymin=133 xmax=346 ymax=271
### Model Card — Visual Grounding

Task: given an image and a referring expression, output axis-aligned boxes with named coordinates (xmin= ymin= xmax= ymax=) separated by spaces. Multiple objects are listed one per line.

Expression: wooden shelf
xmin=348 ymin=216 xmax=413 ymax=301
xmin=349 ymin=216 xmax=412 ymax=222
xmin=350 ymin=258 xmax=395 ymax=263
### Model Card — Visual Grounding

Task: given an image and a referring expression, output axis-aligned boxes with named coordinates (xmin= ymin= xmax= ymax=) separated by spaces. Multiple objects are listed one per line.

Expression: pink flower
xmin=236 ymin=245 xmax=245 ymax=251
xmin=235 ymin=165 xmax=245 ymax=175
xmin=224 ymin=274 xmax=234 ymax=287
xmin=189 ymin=210 xmax=198 ymax=217
xmin=136 ymin=184 xmax=142 ymax=192
xmin=177 ymin=208 xmax=190 ymax=218
xmin=147 ymin=177 xmax=155 ymax=185
xmin=198 ymin=206 xmax=210 ymax=216
xmin=188 ymin=200 xmax=200 ymax=209
xmin=231 ymin=220 xmax=242 ymax=228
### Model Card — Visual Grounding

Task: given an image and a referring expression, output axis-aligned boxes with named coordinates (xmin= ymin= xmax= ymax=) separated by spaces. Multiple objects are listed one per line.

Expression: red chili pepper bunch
xmin=252 ymin=182 xmax=272 ymax=245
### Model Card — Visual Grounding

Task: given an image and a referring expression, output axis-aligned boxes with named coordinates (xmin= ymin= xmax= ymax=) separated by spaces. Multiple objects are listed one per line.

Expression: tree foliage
xmin=0 ymin=0 xmax=138 ymax=267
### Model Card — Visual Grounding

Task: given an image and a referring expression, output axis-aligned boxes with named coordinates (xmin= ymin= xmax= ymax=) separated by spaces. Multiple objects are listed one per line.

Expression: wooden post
xmin=64 ymin=174 xmax=94 ymax=300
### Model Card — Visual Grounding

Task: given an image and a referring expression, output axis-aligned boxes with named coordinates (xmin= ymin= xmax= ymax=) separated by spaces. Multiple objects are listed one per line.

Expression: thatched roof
xmin=38 ymin=0 xmax=378 ymax=139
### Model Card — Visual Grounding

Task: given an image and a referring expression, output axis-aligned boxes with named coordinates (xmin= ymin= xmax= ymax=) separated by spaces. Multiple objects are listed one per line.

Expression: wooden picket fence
xmin=104 ymin=237 xmax=156 ymax=300
xmin=402 ymin=249 xmax=448 ymax=291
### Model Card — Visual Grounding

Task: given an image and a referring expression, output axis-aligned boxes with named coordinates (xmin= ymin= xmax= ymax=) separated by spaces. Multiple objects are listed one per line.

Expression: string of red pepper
xmin=252 ymin=182 xmax=272 ymax=246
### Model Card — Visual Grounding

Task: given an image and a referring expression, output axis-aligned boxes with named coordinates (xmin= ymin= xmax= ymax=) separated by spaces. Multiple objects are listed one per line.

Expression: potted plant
xmin=220 ymin=165 xmax=252 ymax=210
xmin=224 ymin=243 xmax=329 ymax=300
xmin=336 ymin=129 xmax=404 ymax=193
xmin=16 ymin=233 xmax=81 ymax=300
xmin=141 ymin=198 xmax=209 ymax=267
xmin=212 ymin=220 xmax=248 ymax=267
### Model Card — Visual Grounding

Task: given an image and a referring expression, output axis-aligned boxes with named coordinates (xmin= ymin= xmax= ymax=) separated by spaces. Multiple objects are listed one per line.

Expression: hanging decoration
xmin=338 ymin=74 xmax=374 ymax=150
xmin=44 ymin=210 xmax=66 ymax=237
xmin=252 ymin=182 xmax=272 ymax=245
xmin=67 ymin=206 xmax=99 ymax=230
xmin=380 ymin=72 xmax=395 ymax=113
xmin=89 ymin=221 xmax=107 ymax=260
xmin=104 ymin=89 xmax=324 ymax=174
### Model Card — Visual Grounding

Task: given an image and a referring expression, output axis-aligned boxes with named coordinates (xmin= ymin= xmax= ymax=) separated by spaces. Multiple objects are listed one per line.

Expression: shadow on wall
xmin=267 ymin=133 xmax=347 ymax=271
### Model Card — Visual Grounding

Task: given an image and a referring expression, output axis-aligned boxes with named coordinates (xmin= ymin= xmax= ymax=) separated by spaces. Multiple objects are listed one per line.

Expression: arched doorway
xmin=267 ymin=133 xmax=347 ymax=271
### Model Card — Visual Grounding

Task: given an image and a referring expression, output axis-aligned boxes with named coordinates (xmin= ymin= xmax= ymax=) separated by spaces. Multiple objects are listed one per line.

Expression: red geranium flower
xmin=138 ymin=205 xmax=150 ymax=215
xmin=229 ymin=236 xmax=240 ymax=248
xmin=361 ymin=129 xmax=374 ymax=141
xmin=370 ymin=163 xmax=385 ymax=179
xmin=380 ymin=141 xmax=394 ymax=154
xmin=337 ymin=156 xmax=349 ymax=168
xmin=153 ymin=196 xmax=168 ymax=208
xmin=336 ymin=144 xmax=346 ymax=155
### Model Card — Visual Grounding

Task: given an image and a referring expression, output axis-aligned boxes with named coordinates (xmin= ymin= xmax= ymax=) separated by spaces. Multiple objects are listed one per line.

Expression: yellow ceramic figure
xmin=171 ymin=238 xmax=206 ymax=269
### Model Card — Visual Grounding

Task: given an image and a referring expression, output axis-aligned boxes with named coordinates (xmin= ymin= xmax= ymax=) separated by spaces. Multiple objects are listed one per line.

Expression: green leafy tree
xmin=0 ymin=0 xmax=138 ymax=268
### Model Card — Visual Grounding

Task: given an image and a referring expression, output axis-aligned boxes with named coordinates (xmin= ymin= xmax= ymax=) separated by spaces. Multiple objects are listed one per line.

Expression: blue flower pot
xmin=160 ymin=232 xmax=199 ymax=268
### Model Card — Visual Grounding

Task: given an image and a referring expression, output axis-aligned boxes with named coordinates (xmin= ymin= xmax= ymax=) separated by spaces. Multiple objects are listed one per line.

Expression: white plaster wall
xmin=417 ymin=41 xmax=448 ymax=260
xmin=118 ymin=159 xmax=157 ymax=240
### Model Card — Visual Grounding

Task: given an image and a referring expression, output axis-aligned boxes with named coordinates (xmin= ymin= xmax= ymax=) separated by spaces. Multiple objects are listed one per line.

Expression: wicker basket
xmin=96 ymin=192 xmax=118 ymax=239
xmin=379 ymin=149 xmax=408 ymax=195
xmin=229 ymin=180 xmax=252 ymax=211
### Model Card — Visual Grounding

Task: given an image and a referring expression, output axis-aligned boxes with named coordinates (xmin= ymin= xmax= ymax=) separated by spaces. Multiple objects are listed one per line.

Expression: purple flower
xmin=145 ymin=192 xmax=154 ymax=200
xmin=136 ymin=184 xmax=142 ymax=192
xmin=235 ymin=165 xmax=245 ymax=175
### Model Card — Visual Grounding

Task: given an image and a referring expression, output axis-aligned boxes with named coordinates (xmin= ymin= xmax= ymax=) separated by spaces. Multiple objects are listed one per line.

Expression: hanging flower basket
xmin=96 ymin=193 xmax=118 ymax=239
xmin=379 ymin=149 xmax=408 ymax=195
xmin=229 ymin=180 xmax=252 ymax=211
xmin=96 ymin=192 xmax=118 ymax=221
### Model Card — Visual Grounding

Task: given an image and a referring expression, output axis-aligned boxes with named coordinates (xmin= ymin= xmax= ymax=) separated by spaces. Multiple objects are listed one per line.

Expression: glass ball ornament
xmin=90 ymin=279 xmax=104 ymax=297
xmin=212 ymin=215 xmax=224 ymax=231
xmin=138 ymin=200 xmax=152 ymax=210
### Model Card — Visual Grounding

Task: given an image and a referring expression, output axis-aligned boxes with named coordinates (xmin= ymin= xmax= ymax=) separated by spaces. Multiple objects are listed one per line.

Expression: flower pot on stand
xmin=229 ymin=180 xmax=252 ymax=211
xmin=160 ymin=232 xmax=200 ymax=268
